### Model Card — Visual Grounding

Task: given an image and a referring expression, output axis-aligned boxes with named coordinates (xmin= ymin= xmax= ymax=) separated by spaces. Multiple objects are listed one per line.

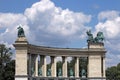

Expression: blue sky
xmin=0 ymin=0 xmax=120 ymax=67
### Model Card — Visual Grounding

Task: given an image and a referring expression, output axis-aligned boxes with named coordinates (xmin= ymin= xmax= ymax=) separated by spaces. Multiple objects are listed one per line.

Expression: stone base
xmin=15 ymin=77 xmax=28 ymax=80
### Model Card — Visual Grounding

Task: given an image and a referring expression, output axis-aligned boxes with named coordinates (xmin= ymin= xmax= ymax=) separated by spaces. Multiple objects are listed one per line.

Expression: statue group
xmin=86 ymin=30 xmax=104 ymax=43
xmin=17 ymin=25 xmax=25 ymax=37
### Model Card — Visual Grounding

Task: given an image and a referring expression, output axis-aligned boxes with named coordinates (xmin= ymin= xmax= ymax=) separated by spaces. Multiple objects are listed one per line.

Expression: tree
xmin=57 ymin=61 xmax=62 ymax=76
xmin=4 ymin=60 xmax=15 ymax=80
xmin=106 ymin=63 xmax=120 ymax=80
xmin=0 ymin=44 xmax=15 ymax=80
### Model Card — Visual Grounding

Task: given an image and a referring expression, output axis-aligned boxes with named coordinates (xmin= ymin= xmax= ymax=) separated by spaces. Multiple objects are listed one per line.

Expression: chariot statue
xmin=86 ymin=30 xmax=104 ymax=43
xmin=94 ymin=31 xmax=104 ymax=43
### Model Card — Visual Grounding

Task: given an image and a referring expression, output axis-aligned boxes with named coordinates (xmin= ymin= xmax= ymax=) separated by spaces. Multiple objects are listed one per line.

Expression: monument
xmin=14 ymin=27 xmax=106 ymax=80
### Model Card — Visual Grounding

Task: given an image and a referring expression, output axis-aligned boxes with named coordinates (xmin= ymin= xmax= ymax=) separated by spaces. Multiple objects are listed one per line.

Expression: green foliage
xmin=106 ymin=63 xmax=120 ymax=79
xmin=57 ymin=61 xmax=62 ymax=76
xmin=4 ymin=60 xmax=15 ymax=80
xmin=57 ymin=61 xmax=62 ymax=69
xmin=79 ymin=57 xmax=87 ymax=77
xmin=0 ymin=44 xmax=15 ymax=80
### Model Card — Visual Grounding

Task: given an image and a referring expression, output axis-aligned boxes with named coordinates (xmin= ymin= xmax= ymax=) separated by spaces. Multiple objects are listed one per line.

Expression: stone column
xmin=62 ymin=56 xmax=67 ymax=77
xmin=88 ymin=55 xmax=102 ymax=77
xmin=75 ymin=57 xmax=79 ymax=77
xmin=51 ymin=56 xmax=56 ymax=77
xmin=13 ymin=37 xmax=28 ymax=80
xmin=35 ymin=55 xmax=38 ymax=76
xmin=31 ymin=54 xmax=36 ymax=76
xmin=103 ymin=56 xmax=106 ymax=77
xmin=41 ymin=55 xmax=46 ymax=77
xmin=28 ymin=53 xmax=31 ymax=76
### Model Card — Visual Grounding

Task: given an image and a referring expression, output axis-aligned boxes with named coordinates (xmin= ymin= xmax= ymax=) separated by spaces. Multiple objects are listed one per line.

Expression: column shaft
xmin=62 ymin=56 xmax=67 ymax=77
xmin=29 ymin=54 xmax=31 ymax=76
xmin=41 ymin=55 xmax=46 ymax=77
xmin=31 ymin=55 xmax=36 ymax=76
xmin=51 ymin=56 xmax=56 ymax=77
xmin=35 ymin=55 xmax=38 ymax=76
xmin=103 ymin=57 xmax=106 ymax=77
xmin=75 ymin=57 xmax=79 ymax=77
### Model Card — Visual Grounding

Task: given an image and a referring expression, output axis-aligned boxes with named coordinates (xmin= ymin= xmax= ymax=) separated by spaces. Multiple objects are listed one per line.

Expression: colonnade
xmin=29 ymin=55 xmax=82 ymax=77
xmin=14 ymin=37 xmax=106 ymax=80
xmin=29 ymin=55 xmax=106 ymax=78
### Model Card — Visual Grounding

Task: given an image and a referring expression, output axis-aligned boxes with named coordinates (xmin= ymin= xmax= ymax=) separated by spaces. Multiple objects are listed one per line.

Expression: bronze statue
xmin=31 ymin=67 xmax=34 ymax=75
xmin=86 ymin=30 xmax=104 ymax=43
xmin=69 ymin=68 xmax=74 ymax=77
xmin=17 ymin=26 xmax=25 ymax=37
xmin=38 ymin=68 xmax=42 ymax=76
xmin=47 ymin=69 xmax=51 ymax=76
xmin=94 ymin=32 xmax=104 ymax=43
xmin=81 ymin=68 xmax=86 ymax=77
xmin=58 ymin=68 xmax=62 ymax=76
xmin=86 ymin=30 xmax=94 ymax=43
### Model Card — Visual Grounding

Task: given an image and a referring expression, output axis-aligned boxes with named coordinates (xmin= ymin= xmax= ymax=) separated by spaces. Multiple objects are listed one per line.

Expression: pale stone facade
xmin=14 ymin=37 xmax=106 ymax=80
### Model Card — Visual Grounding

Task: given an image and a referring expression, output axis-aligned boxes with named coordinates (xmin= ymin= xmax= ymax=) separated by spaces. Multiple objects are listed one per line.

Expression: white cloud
xmin=24 ymin=0 xmax=91 ymax=46
xmin=95 ymin=11 xmax=120 ymax=67
xmin=98 ymin=10 xmax=120 ymax=21
xmin=0 ymin=0 xmax=91 ymax=47
xmin=96 ymin=11 xmax=120 ymax=39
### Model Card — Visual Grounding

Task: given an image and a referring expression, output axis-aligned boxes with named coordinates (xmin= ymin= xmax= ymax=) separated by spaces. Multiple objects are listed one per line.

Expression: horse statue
xmin=94 ymin=31 xmax=104 ymax=43
xmin=86 ymin=30 xmax=94 ymax=43
xmin=17 ymin=26 xmax=25 ymax=37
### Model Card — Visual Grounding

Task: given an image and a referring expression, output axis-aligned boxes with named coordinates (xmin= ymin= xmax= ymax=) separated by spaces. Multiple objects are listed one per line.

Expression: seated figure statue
xmin=38 ymin=68 xmax=42 ymax=76
xmin=47 ymin=69 xmax=51 ymax=76
xmin=81 ymin=68 xmax=86 ymax=78
xmin=69 ymin=68 xmax=74 ymax=77
xmin=58 ymin=68 xmax=62 ymax=76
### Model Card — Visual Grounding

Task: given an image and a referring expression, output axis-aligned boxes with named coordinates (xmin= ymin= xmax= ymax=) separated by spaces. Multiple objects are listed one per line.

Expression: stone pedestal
xmin=88 ymin=42 xmax=104 ymax=49
xmin=88 ymin=55 xmax=102 ymax=77
xmin=13 ymin=37 xmax=28 ymax=80
xmin=87 ymin=42 xmax=105 ymax=78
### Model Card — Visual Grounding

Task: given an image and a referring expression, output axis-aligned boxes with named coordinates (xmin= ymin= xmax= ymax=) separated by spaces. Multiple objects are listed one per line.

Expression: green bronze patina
xmin=81 ymin=68 xmax=86 ymax=77
xmin=38 ymin=68 xmax=42 ymax=76
xmin=17 ymin=26 xmax=25 ymax=37
xmin=58 ymin=68 xmax=62 ymax=76
xmin=86 ymin=30 xmax=104 ymax=43
xmin=47 ymin=69 xmax=51 ymax=76
xmin=94 ymin=31 xmax=104 ymax=43
xmin=86 ymin=30 xmax=94 ymax=43
xmin=31 ymin=67 xmax=34 ymax=75
xmin=69 ymin=68 xmax=74 ymax=77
